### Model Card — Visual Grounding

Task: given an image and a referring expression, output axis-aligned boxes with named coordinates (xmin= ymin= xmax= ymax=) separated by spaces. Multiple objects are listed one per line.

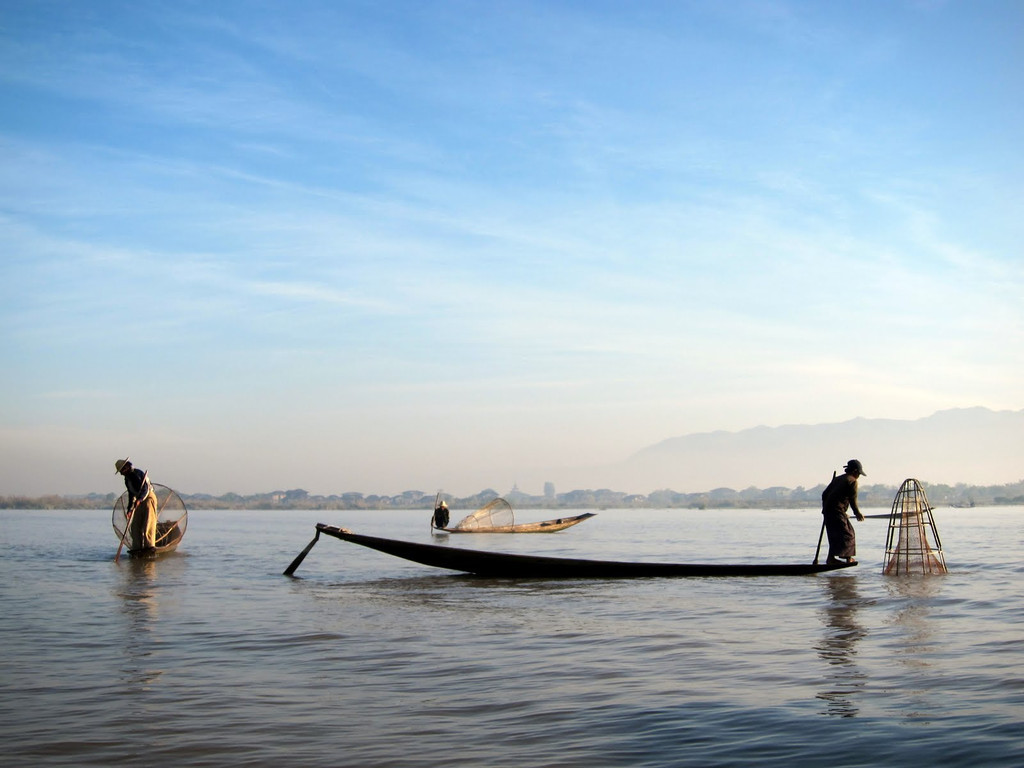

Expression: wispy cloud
xmin=1 ymin=1 xmax=1021 ymax=495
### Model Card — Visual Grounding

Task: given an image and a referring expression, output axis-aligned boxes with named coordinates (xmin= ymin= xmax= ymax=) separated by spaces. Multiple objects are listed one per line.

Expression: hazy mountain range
xmin=545 ymin=407 xmax=1023 ymax=493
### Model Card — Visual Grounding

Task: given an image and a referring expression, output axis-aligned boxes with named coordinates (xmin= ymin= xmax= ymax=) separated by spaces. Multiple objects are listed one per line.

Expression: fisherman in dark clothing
xmin=432 ymin=500 xmax=450 ymax=530
xmin=821 ymin=459 xmax=866 ymax=565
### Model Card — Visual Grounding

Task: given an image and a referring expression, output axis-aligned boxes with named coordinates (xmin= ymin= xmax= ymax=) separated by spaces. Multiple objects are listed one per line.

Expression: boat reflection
xmin=815 ymin=576 xmax=867 ymax=717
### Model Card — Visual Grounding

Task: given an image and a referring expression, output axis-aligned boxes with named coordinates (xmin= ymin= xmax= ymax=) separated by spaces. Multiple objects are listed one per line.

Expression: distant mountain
xmin=548 ymin=407 xmax=1024 ymax=493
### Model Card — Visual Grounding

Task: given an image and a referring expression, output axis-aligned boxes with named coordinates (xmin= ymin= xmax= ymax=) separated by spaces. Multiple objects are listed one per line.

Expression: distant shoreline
xmin=4 ymin=479 xmax=1022 ymax=511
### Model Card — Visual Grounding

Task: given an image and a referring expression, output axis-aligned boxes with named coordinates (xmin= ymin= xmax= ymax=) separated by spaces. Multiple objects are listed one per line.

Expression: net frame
xmin=112 ymin=483 xmax=188 ymax=551
xmin=452 ymin=498 xmax=515 ymax=530
xmin=883 ymin=478 xmax=947 ymax=575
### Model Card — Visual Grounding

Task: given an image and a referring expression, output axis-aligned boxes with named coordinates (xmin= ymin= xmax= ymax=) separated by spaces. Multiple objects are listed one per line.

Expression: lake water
xmin=1 ymin=505 xmax=1021 ymax=767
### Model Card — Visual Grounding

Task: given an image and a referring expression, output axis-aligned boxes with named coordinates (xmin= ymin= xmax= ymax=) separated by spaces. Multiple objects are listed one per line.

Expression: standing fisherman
xmin=432 ymin=500 xmax=450 ymax=530
xmin=821 ymin=459 xmax=866 ymax=565
xmin=115 ymin=458 xmax=158 ymax=551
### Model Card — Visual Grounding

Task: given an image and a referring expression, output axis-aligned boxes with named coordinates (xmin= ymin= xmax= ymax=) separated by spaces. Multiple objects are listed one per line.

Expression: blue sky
xmin=2 ymin=0 xmax=1022 ymax=496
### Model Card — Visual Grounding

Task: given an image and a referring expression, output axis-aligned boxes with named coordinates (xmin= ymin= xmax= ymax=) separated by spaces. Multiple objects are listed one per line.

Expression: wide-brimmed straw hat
xmin=114 ymin=457 xmax=131 ymax=474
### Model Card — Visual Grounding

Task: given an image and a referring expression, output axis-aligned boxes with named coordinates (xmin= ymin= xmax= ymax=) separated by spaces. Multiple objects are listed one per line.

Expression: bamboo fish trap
xmin=883 ymin=478 xmax=948 ymax=575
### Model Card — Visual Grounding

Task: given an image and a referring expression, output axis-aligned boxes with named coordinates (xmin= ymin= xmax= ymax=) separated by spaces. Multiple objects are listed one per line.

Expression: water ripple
xmin=2 ymin=507 xmax=1022 ymax=767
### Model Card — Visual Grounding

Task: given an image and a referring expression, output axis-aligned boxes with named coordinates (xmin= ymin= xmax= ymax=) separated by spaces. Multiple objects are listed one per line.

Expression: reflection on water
xmin=884 ymin=575 xmax=942 ymax=664
xmin=815 ymin=575 xmax=867 ymax=717
xmin=881 ymin=575 xmax=944 ymax=723
xmin=116 ymin=557 xmax=163 ymax=690
xmin=2 ymin=507 xmax=1021 ymax=768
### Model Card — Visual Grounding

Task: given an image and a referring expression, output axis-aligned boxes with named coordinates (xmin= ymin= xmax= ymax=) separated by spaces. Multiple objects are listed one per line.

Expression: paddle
xmin=114 ymin=470 xmax=148 ymax=563
xmin=430 ymin=490 xmax=441 ymax=531
xmin=812 ymin=471 xmax=836 ymax=565
xmin=283 ymin=529 xmax=320 ymax=576
xmin=114 ymin=501 xmax=136 ymax=563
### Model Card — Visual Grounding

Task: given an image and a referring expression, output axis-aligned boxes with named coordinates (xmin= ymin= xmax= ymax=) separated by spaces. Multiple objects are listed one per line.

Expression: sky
xmin=1 ymin=0 xmax=1022 ymax=497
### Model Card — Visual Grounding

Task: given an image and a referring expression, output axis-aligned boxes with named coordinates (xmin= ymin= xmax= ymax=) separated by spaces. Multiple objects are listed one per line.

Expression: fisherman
xmin=432 ymin=499 xmax=450 ymax=529
xmin=821 ymin=459 xmax=866 ymax=565
xmin=115 ymin=457 xmax=158 ymax=551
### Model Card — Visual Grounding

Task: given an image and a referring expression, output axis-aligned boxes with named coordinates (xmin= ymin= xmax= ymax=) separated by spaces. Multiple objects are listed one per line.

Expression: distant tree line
xmin=3 ymin=479 xmax=1023 ymax=511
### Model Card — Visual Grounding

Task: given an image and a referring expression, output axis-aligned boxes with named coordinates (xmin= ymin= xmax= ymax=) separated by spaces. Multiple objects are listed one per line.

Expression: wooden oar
xmin=283 ymin=529 xmax=321 ymax=576
xmin=813 ymin=470 xmax=837 ymax=564
xmin=114 ymin=501 xmax=136 ymax=563
xmin=430 ymin=491 xmax=440 ymax=531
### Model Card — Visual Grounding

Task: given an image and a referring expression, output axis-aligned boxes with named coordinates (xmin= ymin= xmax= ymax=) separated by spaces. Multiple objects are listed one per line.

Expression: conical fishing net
xmin=883 ymin=478 xmax=947 ymax=575
xmin=112 ymin=483 xmax=188 ymax=551
xmin=453 ymin=498 xmax=515 ymax=530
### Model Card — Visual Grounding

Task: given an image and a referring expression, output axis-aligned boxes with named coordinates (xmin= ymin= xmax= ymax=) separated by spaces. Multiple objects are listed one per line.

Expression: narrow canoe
xmin=128 ymin=519 xmax=186 ymax=558
xmin=312 ymin=524 xmax=857 ymax=578
xmin=439 ymin=512 xmax=596 ymax=534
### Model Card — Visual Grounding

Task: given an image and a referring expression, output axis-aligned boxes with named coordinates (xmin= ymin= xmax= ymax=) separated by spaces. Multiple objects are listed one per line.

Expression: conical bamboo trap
xmin=883 ymin=478 xmax=947 ymax=575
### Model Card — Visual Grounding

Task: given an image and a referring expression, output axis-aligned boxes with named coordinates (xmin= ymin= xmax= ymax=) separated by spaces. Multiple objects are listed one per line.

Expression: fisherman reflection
xmin=815 ymin=576 xmax=867 ymax=717
xmin=116 ymin=558 xmax=163 ymax=688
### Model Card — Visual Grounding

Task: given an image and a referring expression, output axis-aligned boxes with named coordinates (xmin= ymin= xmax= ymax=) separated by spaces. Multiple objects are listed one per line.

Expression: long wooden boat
xmin=303 ymin=524 xmax=858 ymax=578
xmin=439 ymin=511 xmax=596 ymax=534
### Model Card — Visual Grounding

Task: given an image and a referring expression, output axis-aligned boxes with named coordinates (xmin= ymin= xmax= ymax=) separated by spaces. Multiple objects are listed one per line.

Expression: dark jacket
xmin=124 ymin=467 xmax=152 ymax=508
xmin=821 ymin=473 xmax=861 ymax=519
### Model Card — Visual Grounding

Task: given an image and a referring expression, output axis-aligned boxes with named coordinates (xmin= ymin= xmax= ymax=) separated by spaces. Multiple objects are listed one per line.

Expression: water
xmin=1 ymin=506 xmax=1021 ymax=767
